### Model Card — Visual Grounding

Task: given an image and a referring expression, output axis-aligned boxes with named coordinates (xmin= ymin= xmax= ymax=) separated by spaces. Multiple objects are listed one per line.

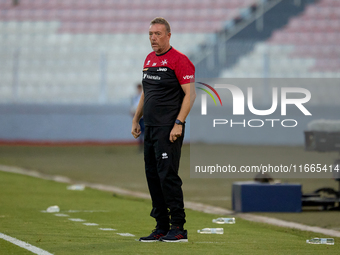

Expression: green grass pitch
xmin=0 ymin=144 xmax=339 ymax=230
xmin=1 ymin=170 xmax=339 ymax=254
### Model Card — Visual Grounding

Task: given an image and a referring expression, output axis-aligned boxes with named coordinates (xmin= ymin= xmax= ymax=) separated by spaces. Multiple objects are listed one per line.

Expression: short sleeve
xmin=143 ymin=52 xmax=154 ymax=68
xmin=175 ymin=55 xmax=195 ymax=85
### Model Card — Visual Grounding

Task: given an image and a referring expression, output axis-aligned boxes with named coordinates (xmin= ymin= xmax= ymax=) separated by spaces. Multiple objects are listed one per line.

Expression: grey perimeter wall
xmin=0 ymin=104 xmax=138 ymax=143
xmin=0 ymin=104 xmax=338 ymax=145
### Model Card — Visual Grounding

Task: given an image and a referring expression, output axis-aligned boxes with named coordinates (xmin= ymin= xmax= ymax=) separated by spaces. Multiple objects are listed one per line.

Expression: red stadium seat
xmin=268 ymin=0 xmax=340 ymax=73
xmin=0 ymin=0 xmax=253 ymax=34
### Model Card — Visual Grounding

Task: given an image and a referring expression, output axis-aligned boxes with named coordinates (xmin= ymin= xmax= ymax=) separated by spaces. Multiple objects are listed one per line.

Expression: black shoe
xmin=139 ymin=229 xmax=167 ymax=242
xmin=159 ymin=226 xmax=188 ymax=242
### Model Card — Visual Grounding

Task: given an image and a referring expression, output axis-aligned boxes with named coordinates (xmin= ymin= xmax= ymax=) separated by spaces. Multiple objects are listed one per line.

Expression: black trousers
xmin=144 ymin=125 xmax=185 ymax=228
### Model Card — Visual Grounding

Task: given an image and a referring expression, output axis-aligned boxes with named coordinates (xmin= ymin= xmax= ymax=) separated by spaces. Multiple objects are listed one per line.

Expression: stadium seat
xmin=0 ymin=0 xmax=263 ymax=103
xmin=222 ymin=0 xmax=340 ymax=79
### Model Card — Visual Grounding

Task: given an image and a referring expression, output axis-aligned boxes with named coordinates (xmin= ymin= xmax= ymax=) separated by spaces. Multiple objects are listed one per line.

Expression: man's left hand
xmin=169 ymin=124 xmax=182 ymax=143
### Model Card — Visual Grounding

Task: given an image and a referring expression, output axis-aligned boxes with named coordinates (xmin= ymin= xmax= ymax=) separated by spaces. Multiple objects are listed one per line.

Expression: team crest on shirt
xmin=161 ymin=59 xmax=168 ymax=65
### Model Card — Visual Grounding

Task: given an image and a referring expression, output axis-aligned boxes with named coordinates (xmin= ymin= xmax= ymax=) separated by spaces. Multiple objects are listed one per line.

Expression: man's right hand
xmin=131 ymin=121 xmax=141 ymax=139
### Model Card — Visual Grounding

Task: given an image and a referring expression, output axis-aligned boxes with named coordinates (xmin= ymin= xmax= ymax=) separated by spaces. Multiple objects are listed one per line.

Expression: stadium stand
xmin=220 ymin=0 xmax=340 ymax=78
xmin=1 ymin=0 xmax=339 ymax=144
xmin=0 ymin=0 xmax=258 ymax=103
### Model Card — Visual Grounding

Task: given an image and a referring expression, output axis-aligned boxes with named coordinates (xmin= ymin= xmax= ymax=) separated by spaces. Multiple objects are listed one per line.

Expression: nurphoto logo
xmin=196 ymin=82 xmax=312 ymax=128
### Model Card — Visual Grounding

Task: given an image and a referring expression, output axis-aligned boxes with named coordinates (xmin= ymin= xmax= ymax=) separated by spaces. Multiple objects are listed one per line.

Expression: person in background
xmin=130 ymin=83 xmax=144 ymax=152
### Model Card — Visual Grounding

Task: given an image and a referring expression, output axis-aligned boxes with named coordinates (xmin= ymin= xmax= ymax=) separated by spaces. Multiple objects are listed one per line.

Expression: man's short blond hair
xmin=150 ymin=17 xmax=171 ymax=33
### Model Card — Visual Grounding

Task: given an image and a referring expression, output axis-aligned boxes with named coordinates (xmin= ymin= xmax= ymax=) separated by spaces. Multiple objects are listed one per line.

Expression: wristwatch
xmin=175 ymin=119 xmax=185 ymax=125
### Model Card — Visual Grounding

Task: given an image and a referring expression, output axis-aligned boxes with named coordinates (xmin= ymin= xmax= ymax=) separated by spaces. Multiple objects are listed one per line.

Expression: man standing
xmin=131 ymin=17 xmax=196 ymax=242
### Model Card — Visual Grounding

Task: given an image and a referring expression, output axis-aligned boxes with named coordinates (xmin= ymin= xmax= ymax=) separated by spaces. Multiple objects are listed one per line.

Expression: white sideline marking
xmin=83 ymin=223 xmax=99 ymax=226
xmin=99 ymin=228 xmax=116 ymax=231
xmin=66 ymin=210 xmax=109 ymax=213
xmin=68 ymin=218 xmax=86 ymax=222
xmin=117 ymin=233 xmax=135 ymax=237
xmin=196 ymin=241 xmax=226 ymax=244
xmin=0 ymin=232 xmax=53 ymax=255
xmin=54 ymin=214 xmax=69 ymax=217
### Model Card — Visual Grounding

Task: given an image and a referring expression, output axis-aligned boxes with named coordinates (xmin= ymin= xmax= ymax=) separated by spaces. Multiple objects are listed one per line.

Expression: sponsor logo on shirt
xmin=183 ymin=75 xmax=194 ymax=80
xmin=157 ymin=68 xmax=167 ymax=72
xmin=161 ymin=59 xmax=168 ymax=65
xmin=146 ymin=60 xmax=151 ymax=65
xmin=152 ymin=63 xmax=157 ymax=66
xmin=162 ymin=153 xmax=168 ymax=159
xmin=144 ymin=74 xmax=161 ymax=80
